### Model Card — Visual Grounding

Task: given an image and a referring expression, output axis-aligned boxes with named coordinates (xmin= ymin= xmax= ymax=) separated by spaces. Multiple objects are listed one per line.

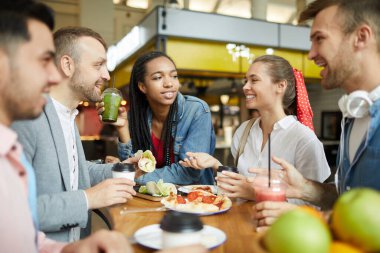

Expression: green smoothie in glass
xmin=102 ymin=88 xmax=122 ymax=122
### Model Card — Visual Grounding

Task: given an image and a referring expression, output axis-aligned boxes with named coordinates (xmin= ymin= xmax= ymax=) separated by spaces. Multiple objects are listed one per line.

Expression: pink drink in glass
xmin=254 ymin=176 xmax=286 ymax=202
xmin=255 ymin=186 xmax=286 ymax=202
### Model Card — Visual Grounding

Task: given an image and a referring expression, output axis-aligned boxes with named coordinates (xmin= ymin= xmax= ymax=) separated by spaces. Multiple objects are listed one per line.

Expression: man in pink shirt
xmin=0 ymin=1 xmax=133 ymax=253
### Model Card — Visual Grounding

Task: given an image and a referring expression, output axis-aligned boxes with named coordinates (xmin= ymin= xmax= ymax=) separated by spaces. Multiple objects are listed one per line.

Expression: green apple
xmin=332 ymin=188 xmax=380 ymax=252
xmin=263 ymin=209 xmax=331 ymax=253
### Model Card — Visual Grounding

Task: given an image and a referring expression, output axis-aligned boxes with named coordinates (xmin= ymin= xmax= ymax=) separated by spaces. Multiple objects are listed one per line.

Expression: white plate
xmin=161 ymin=192 xmax=232 ymax=216
xmin=178 ymin=185 xmax=217 ymax=194
xmin=163 ymin=203 xmax=231 ymax=216
xmin=134 ymin=224 xmax=226 ymax=250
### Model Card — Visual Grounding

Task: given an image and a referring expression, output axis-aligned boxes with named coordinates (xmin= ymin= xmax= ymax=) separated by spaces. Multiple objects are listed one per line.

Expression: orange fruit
xmin=298 ymin=205 xmax=326 ymax=224
xmin=330 ymin=241 xmax=363 ymax=253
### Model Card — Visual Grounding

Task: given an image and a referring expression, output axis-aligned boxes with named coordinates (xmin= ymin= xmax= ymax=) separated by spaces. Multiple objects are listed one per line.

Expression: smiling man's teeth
xmin=246 ymin=95 xmax=255 ymax=99
xmin=315 ymin=61 xmax=326 ymax=67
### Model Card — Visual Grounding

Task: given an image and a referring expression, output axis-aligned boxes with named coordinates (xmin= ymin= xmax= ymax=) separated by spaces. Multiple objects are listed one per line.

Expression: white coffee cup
xmin=160 ymin=211 xmax=203 ymax=249
xmin=111 ymin=163 xmax=135 ymax=180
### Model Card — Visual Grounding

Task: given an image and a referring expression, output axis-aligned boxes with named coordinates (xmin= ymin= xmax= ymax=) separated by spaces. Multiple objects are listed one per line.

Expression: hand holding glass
xmin=254 ymin=174 xmax=286 ymax=202
xmin=101 ymin=88 xmax=122 ymax=122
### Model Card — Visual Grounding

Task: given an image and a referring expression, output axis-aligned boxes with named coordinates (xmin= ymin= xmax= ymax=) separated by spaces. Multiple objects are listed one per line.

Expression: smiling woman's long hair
xmin=128 ymin=51 xmax=178 ymax=166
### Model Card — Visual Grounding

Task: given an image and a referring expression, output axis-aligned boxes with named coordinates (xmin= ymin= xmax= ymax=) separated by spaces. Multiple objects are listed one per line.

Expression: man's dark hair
xmin=0 ymin=0 xmax=54 ymax=30
xmin=0 ymin=0 xmax=55 ymax=55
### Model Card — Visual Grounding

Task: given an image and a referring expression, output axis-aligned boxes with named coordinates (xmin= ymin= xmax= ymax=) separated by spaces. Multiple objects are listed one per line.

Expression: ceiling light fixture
xmin=266 ymin=48 xmax=274 ymax=55
xmin=226 ymin=43 xmax=253 ymax=62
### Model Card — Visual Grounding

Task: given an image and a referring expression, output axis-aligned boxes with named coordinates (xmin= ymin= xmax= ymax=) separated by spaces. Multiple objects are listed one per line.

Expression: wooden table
xmin=102 ymin=197 xmax=264 ymax=252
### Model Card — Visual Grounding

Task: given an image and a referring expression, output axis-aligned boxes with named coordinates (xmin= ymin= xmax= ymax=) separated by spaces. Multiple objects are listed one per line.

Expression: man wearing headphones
xmin=251 ymin=0 xmax=380 ymax=232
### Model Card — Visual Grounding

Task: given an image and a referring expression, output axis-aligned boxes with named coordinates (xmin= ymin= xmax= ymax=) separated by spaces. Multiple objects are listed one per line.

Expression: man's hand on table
xmin=85 ymin=178 xmax=136 ymax=209
xmin=61 ymin=230 xmax=133 ymax=253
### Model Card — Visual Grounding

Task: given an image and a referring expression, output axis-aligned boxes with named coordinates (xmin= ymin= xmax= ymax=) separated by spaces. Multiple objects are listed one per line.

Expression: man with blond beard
xmin=12 ymin=26 xmax=137 ymax=242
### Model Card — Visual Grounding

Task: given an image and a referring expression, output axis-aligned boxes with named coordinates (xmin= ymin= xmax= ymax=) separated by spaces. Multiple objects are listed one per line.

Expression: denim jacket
xmin=337 ymin=99 xmax=380 ymax=194
xmin=118 ymin=93 xmax=216 ymax=185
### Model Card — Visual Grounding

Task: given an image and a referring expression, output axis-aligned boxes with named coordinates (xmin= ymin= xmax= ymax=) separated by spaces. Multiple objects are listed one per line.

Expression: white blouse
xmin=231 ymin=116 xmax=331 ymax=203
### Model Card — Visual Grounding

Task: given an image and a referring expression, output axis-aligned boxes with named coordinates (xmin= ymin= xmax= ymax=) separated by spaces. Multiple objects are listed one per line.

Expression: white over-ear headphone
xmin=336 ymin=85 xmax=380 ymax=192
xmin=338 ymin=86 xmax=380 ymax=118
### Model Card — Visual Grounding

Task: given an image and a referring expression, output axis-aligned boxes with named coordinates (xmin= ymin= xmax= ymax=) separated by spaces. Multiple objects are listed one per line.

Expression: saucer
xmin=134 ymin=224 xmax=226 ymax=249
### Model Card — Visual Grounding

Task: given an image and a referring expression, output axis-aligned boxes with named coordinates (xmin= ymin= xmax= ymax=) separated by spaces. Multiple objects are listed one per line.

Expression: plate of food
xmin=177 ymin=185 xmax=218 ymax=195
xmin=135 ymin=179 xmax=177 ymax=201
xmin=134 ymin=224 xmax=226 ymax=250
xmin=161 ymin=189 xmax=232 ymax=215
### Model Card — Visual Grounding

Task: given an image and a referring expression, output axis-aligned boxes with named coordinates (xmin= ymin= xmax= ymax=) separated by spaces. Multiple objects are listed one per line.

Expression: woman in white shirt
xmin=180 ymin=55 xmax=330 ymax=202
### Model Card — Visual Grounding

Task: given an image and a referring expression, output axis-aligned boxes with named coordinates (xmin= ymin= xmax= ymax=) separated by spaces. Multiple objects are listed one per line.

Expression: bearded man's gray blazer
xmin=12 ymin=97 xmax=113 ymax=242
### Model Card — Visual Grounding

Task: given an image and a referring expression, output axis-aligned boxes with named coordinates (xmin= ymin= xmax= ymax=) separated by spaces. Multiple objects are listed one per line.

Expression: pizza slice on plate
xmin=161 ymin=190 xmax=232 ymax=214
xmin=191 ymin=185 xmax=213 ymax=193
